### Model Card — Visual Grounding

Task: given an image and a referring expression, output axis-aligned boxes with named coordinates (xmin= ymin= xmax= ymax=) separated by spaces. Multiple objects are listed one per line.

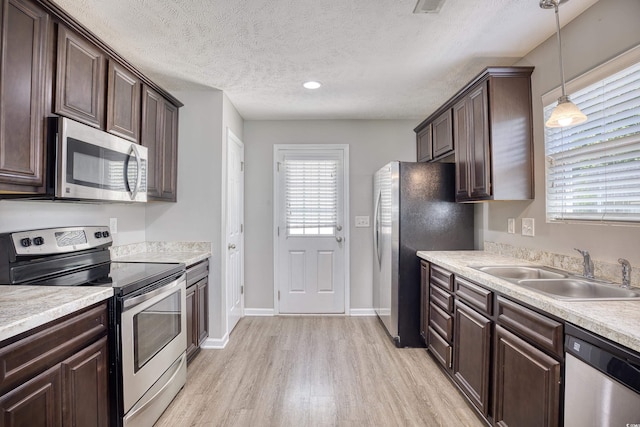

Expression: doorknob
xmin=336 ymin=225 xmax=342 ymax=231
xmin=228 ymin=243 xmax=236 ymax=250
xmin=335 ymin=236 xmax=343 ymax=243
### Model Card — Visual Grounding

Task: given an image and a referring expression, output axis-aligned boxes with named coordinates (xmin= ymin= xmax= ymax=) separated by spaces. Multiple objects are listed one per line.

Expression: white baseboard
xmin=244 ymin=308 xmax=275 ymax=316
xmin=349 ymin=308 xmax=376 ymax=316
xmin=201 ymin=334 xmax=229 ymax=349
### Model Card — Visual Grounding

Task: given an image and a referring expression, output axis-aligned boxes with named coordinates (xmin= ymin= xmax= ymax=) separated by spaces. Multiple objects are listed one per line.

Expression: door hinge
xmin=277 ymin=161 xmax=281 ymax=172
xmin=278 ymin=290 xmax=280 ymax=300
xmin=241 ymin=161 xmax=244 ymax=172
xmin=241 ymin=224 xmax=244 ymax=233
xmin=241 ymin=285 xmax=244 ymax=295
xmin=277 ymin=226 xmax=280 ymax=236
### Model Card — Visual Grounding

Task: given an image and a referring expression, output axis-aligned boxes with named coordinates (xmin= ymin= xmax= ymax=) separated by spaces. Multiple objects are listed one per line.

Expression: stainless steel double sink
xmin=473 ymin=265 xmax=640 ymax=301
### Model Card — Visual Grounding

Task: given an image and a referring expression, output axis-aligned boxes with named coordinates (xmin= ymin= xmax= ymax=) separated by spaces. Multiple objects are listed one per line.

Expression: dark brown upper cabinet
xmin=106 ymin=61 xmax=140 ymax=142
xmin=141 ymin=85 xmax=178 ymax=202
xmin=414 ymin=67 xmax=534 ymax=202
xmin=417 ymin=124 xmax=433 ymax=162
xmin=55 ymin=25 xmax=106 ymax=129
xmin=432 ymin=110 xmax=454 ymax=159
xmin=0 ymin=0 xmax=49 ymax=194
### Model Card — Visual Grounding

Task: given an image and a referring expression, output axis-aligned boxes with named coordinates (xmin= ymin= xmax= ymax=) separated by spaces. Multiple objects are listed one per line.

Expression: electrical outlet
xmin=508 ymin=218 xmax=515 ymax=234
xmin=355 ymin=216 xmax=370 ymax=228
xmin=110 ymin=217 xmax=118 ymax=234
xmin=522 ymin=218 xmax=535 ymax=237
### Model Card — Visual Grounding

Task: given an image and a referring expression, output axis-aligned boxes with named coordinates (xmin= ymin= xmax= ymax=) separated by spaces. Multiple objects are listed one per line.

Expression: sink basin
xmin=475 ymin=265 xmax=568 ymax=280
xmin=517 ymin=279 xmax=640 ymax=301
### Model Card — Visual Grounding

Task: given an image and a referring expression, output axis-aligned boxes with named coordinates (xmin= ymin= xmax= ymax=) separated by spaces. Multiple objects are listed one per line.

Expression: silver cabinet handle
xmin=228 ymin=243 xmax=236 ymax=250
xmin=336 ymin=236 xmax=343 ymax=243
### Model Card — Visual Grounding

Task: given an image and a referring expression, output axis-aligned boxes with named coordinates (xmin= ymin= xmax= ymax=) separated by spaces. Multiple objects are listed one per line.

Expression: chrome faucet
xmin=574 ymin=248 xmax=595 ymax=279
xmin=618 ymin=258 xmax=631 ymax=289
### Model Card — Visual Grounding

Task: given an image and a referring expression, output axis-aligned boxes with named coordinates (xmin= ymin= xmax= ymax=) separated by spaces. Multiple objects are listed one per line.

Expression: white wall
xmin=478 ymin=0 xmax=640 ymax=266
xmin=0 ymin=200 xmax=145 ymax=245
xmin=243 ymin=120 xmax=416 ymax=311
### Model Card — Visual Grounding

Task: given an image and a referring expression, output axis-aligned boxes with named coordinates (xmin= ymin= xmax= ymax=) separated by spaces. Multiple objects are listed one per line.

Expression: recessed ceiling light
xmin=303 ymin=81 xmax=322 ymax=89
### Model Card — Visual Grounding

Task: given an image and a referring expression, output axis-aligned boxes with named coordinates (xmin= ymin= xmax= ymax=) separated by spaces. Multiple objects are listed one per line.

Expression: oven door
xmin=57 ymin=117 xmax=148 ymax=202
xmin=120 ymin=274 xmax=186 ymax=413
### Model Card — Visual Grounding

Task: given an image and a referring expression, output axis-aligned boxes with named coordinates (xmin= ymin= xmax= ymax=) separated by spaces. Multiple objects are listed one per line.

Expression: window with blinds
xmin=285 ymin=158 xmax=338 ymax=236
xmin=544 ymin=59 xmax=640 ymax=223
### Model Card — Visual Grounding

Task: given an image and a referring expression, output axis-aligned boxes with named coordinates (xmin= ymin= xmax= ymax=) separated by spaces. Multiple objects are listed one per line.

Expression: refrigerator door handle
xmin=374 ymin=189 xmax=382 ymax=268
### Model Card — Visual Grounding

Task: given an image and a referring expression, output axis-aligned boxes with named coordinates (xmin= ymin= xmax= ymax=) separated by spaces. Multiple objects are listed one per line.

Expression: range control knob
xmin=20 ymin=238 xmax=32 ymax=247
xmin=102 ymin=231 xmax=110 ymax=238
xmin=33 ymin=237 xmax=44 ymax=246
xmin=94 ymin=232 xmax=102 ymax=239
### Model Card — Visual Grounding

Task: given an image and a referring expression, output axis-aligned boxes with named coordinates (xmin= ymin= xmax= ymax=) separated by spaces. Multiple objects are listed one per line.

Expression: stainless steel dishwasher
xmin=565 ymin=324 xmax=640 ymax=426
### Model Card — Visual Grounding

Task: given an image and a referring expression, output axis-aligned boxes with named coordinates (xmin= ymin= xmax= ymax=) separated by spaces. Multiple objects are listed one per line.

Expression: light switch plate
xmin=507 ymin=218 xmax=515 ymax=234
xmin=522 ymin=218 xmax=535 ymax=237
xmin=355 ymin=216 xmax=370 ymax=228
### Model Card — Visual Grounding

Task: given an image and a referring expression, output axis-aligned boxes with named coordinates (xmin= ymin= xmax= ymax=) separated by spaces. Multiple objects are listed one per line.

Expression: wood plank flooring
xmin=155 ymin=316 xmax=484 ymax=426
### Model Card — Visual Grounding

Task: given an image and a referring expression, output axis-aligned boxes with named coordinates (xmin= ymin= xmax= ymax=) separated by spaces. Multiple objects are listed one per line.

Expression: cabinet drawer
xmin=456 ymin=276 xmax=493 ymax=316
xmin=429 ymin=303 xmax=453 ymax=343
xmin=496 ymin=296 xmax=563 ymax=357
xmin=0 ymin=302 xmax=108 ymax=395
xmin=187 ymin=259 xmax=209 ymax=286
xmin=430 ymin=265 xmax=454 ymax=292
xmin=430 ymin=284 xmax=454 ymax=313
xmin=428 ymin=327 xmax=452 ymax=370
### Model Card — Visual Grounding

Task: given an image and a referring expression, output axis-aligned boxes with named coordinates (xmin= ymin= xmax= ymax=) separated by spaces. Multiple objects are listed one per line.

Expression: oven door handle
xmin=122 ymin=278 xmax=182 ymax=310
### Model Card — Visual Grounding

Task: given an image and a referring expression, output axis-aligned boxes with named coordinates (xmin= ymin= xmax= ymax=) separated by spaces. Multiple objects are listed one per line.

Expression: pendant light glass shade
xmin=542 ymin=0 xmax=587 ymax=128
xmin=545 ymin=95 xmax=588 ymax=128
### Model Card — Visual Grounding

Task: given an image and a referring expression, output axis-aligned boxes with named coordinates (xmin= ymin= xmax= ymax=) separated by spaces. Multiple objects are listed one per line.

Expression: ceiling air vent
xmin=413 ymin=0 xmax=447 ymax=13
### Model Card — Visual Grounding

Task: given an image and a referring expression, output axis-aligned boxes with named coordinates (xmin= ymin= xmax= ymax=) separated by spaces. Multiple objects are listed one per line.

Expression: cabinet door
xmin=420 ymin=261 xmax=429 ymax=343
xmin=453 ymin=97 xmax=470 ymax=201
xmin=468 ymin=83 xmax=491 ymax=199
xmin=432 ymin=110 xmax=453 ymax=158
xmin=493 ymin=325 xmax=560 ymax=427
xmin=0 ymin=365 xmax=61 ymax=427
xmin=160 ymin=101 xmax=178 ymax=201
xmin=0 ymin=0 xmax=49 ymax=193
xmin=55 ymin=26 xmax=105 ymax=128
xmin=186 ymin=284 xmax=198 ymax=361
xmin=416 ymin=124 xmax=433 ymax=162
xmin=197 ymin=278 xmax=209 ymax=344
xmin=453 ymin=301 xmax=491 ymax=417
xmin=61 ymin=336 xmax=109 ymax=427
xmin=141 ymin=85 xmax=162 ymax=198
xmin=106 ymin=61 xmax=140 ymax=142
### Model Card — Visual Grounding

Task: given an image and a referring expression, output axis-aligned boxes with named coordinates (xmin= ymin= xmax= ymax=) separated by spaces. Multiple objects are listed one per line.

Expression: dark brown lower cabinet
xmin=61 ymin=336 xmax=109 ymax=427
xmin=186 ymin=260 xmax=209 ymax=362
xmin=420 ymin=260 xmax=429 ymax=343
xmin=0 ymin=302 xmax=109 ymax=427
xmin=453 ymin=301 xmax=491 ymax=417
xmin=0 ymin=364 xmax=61 ymax=426
xmin=493 ymin=325 xmax=561 ymax=427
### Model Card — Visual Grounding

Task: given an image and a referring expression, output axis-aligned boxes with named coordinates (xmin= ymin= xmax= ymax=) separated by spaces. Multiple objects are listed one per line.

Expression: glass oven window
xmin=133 ymin=290 xmax=181 ymax=372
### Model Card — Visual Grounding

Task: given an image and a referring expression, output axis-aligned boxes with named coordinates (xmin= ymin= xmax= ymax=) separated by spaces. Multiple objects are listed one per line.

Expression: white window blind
xmin=544 ymin=59 xmax=640 ymax=222
xmin=285 ymin=158 xmax=338 ymax=235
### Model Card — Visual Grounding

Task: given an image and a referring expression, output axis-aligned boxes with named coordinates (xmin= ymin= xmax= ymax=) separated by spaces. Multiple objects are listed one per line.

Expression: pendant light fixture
xmin=540 ymin=0 xmax=587 ymax=128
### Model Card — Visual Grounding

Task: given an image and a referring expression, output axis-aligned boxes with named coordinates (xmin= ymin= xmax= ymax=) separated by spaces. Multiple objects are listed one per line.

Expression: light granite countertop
xmin=417 ymin=250 xmax=640 ymax=353
xmin=0 ymin=286 xmax=113 ymax=343
xmin=111 ymin=241 xmax=211 ymax=267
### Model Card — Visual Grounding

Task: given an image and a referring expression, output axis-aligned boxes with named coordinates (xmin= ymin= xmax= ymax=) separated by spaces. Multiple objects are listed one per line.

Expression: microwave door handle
xmin=128 ymin=144 xmax=143 ymax=200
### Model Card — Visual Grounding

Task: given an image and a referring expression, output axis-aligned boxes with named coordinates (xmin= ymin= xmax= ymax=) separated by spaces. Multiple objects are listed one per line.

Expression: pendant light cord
xmin=554 ymin=2 xmax=567 ymax=98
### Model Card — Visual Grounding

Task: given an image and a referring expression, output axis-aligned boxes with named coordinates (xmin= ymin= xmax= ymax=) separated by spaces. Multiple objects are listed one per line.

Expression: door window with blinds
xmin=543 ymin=46 xmax=640 ymax=223
xmin=285 ymin=155 xmax=340 ymax=236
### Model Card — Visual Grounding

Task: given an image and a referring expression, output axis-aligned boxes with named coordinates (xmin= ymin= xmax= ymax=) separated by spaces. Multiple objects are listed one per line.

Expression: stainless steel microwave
xmin=46 ymin=117 xmax=148 ymax=202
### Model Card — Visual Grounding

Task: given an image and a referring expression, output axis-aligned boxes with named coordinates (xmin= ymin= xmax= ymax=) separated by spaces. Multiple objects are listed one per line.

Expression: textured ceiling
xmin=51 ymin=0 xmax=598 ymax=120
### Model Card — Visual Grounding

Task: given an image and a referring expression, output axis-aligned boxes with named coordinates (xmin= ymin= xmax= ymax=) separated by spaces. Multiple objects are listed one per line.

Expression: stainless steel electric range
xmin=0 ymin=226 xmax=187 ymax=427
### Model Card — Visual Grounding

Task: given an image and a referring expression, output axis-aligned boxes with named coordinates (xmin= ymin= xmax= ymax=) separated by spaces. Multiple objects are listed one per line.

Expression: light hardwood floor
xmin=155 ymin=316 xmax=484 ymax=427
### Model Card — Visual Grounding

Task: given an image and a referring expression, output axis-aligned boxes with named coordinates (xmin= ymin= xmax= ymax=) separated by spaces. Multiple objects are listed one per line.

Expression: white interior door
xmin=226 ymin=130 xmax=244 ymax=333
xmin=275 ymin=146 xmax=349 ymax=314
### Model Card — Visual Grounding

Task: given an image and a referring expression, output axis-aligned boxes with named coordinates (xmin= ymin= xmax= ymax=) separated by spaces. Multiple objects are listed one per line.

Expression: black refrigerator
xmin=372 ymin=161 xmax=474 ymax=347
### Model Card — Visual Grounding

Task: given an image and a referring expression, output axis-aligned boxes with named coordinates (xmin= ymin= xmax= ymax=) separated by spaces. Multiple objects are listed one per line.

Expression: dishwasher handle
xmin=566 ymin=335 xmax=640 ymax=394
